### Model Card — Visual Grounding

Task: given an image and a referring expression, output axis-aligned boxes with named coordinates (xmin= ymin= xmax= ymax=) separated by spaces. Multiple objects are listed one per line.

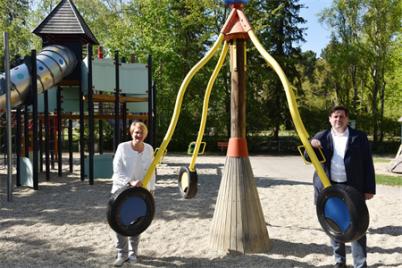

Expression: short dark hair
xmin=329 ymin=105 xmax=349 ymax=117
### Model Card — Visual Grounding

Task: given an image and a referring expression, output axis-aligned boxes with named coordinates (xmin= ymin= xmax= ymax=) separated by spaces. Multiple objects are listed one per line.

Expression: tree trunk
xmin=379 ymin=75 xmax=386 ymax=142
xmin=351 ymin=65 xmax=359 ymax=111
xmin=371 ymin=67 xmax=379 ymax=142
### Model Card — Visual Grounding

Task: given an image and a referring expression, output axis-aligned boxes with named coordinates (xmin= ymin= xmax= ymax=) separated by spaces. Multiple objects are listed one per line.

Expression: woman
xmin=110 ymin=121 xmax=155 ymax=267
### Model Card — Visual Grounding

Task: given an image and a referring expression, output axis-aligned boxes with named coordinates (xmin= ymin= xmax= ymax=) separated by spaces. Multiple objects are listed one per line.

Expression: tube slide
xmin=0 ymin=45 xmax=77 ymax=113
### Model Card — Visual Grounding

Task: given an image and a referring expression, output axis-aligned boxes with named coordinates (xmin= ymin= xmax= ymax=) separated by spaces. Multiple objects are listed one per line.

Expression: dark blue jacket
xmin=311 ymin=127 xmax=376 ymax=203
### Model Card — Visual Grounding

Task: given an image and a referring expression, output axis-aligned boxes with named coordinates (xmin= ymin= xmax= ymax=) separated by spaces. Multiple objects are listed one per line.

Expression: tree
xmin=246 ymin=0 xmax=306 ymax=139
xmin=320 ymin=0 xmax=401 ymax=141
xmin=384 ymin=32 xmax=402 ymax=121
xmin=362 ymin=0 xmax=402 ymax=141
xmin=319 ymin=0 xmax=366 ymax=112
xmin=122 ymin=0 xmax=221 ymax=147
xmin=0 ymin=0 xmax=31 ymax=69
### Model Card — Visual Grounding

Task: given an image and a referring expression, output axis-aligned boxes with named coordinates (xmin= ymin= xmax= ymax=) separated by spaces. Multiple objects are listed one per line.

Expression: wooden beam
xmin=84 ymin=94 xmax=148 ymax=103
xmin=59 ymin=113 xmax=148 ymax=121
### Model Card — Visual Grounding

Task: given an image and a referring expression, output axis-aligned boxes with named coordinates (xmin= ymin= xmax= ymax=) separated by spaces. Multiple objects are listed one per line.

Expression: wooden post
xmin=209 ymin=40 xmax=271 ymax=254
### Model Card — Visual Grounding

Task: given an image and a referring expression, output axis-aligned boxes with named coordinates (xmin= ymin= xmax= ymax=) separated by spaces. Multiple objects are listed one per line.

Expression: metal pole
xmin=68 ymin=118 xmax=73 ymax=172
xmin=147 ymin=55 xmax=155 ymax=146
xmin=152 ymin=82 xmax=156 ymax=147
xmin=99 ymin=96 xmax=104 ymax=154
xmin=114 ymin=50 xmax=120 ymax=152
xmin=50 ymin=116 xmax=55 ymax=169
xmin=39 ymin=119 xmax=43 ymax=172
xmin=31 ymin=49 xmax=39 ymax=190
xmin=56 ymin=86 xmax=62 ymax=177
xmin=44 ymin=90 xmax=50 ymax=180
xmin=16 ymin=108 xmax=21 ymax=186
xmin=87 ymin=44 xmax=94 ymax=185
xmin=79 ymin=61 xmax=85 ymax=181
xmin=122 ymin=98 xmax=127 ymax=141
xmin=24 ymin=104 xmax=29 ymax=158
xmin=4 ymin=32 xmax=13 ymax=201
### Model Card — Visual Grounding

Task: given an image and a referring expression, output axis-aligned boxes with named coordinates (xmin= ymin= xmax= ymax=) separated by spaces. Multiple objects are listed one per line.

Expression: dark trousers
xmin=331 ymin=235 xmax=367 ymax=268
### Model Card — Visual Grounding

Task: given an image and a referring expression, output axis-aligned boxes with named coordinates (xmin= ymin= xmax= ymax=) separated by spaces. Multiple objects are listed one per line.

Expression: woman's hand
xmin=129 ymin=180 xmax=143 ymax=187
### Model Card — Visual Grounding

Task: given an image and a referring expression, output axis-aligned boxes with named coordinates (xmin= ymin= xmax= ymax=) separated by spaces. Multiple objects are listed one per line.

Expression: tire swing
xmin=107 ymin=186 xmax=155 ymax=236
xmin=178 ymin=166 xmax=198 ymax=199
xmin=316 ymin=184 xmax=369 ymax=243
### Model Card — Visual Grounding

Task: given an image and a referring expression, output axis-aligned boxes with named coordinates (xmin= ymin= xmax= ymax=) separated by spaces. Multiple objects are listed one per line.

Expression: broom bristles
xmin=209 ymin=156 xmax=272 ymax=253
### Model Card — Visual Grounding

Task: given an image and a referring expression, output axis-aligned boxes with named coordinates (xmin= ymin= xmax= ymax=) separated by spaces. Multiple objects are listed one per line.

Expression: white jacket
xmin=111 ymin=141 xmax=155 ymax=194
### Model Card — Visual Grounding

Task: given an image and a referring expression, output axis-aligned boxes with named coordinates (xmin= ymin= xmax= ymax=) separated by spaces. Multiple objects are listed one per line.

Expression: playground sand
xmin=0 ymin=155 xmax=401 ymax=268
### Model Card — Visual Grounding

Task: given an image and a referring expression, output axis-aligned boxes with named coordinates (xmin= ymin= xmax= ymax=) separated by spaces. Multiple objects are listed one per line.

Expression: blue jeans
xmin=331 ymin=235 xmax=367 ymax=268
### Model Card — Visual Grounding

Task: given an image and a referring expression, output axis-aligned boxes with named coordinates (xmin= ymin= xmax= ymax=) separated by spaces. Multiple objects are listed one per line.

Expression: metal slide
xmin=0 ymin=45 xmax=77 ymax=113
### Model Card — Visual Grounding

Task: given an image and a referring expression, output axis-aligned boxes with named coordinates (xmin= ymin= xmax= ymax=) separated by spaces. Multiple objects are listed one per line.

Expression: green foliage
xmin=246 ymin=0 xmax=306 ymax=139
xmin=0 ymin=0 xmax=33 ymax=68
xmin=318 ymin=0 xmax=402 ymax=142
xmin=384 ymin=33 xmax=402 ymax=120
xmin=2 ymin=0 xmax=400 ymax=153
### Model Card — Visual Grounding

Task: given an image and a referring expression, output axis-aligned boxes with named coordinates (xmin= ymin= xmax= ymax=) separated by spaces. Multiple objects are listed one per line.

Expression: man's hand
xmin=311 ymin=138 xmax=322 ymax=148
xmin=365 ymin=193 xmax=374 ymax=200
xmin=129 ymin=180 xmax=143 ymax=187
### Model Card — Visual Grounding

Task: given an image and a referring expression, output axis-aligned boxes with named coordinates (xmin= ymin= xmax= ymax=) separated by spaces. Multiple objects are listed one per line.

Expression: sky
xmin=299 ymin=0 xmax=333 ymax=55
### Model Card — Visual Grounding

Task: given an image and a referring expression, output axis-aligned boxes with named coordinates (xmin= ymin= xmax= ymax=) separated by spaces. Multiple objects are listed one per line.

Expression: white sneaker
xmin=128 ymin=255 xmax=137 ymax=263
xmin=113 ymin=256 xmax=128 ymax=267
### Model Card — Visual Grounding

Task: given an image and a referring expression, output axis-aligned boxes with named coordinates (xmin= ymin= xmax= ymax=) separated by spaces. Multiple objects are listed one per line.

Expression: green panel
xmin=84 ymin=153 xmax=114 ymax=179
xmin=83 ymin=58 xmax=148 ymax=95
xmin=37 ymin=86 xmax=57 ymax=112
xmin=91 ymin=58 xmax=116 ymax=93
xmin=120 ymin=63 xmax=148 ymax=94
xmin=126 ymin=101 xmax=148 ymax=113
xmin=62 ymin=87 xmax=83 ymax=113
xmin=37 ymin=86 xmax=83 ymax=113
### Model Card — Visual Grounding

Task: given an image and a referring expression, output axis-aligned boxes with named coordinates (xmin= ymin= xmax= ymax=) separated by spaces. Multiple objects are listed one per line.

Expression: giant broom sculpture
xmin=109 ymin=0 xmax=369 ymax=252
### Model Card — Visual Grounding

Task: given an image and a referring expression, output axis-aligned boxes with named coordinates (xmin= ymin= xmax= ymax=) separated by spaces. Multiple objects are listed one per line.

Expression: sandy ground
xmin=0 ymin=155 xmax=401 ymax=268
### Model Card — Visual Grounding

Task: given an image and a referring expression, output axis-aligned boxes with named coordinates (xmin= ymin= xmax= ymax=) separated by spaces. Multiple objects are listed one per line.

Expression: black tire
xmin=178 ymin=166 xmax=198 ymax=199
xmin=316 ymin=184 xmax=369 ymax=243
xmin=107 ymin=186 xmax=155 ymax=237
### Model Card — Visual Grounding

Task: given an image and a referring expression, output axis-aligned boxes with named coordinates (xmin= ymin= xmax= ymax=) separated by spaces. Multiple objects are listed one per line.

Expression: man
xmin=310 ymin=105 xmax=376 ymax=268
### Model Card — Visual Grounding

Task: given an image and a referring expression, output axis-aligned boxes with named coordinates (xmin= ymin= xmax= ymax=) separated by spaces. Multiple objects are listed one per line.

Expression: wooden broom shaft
xmin=230 ymin=40 xmax=247 ymax=138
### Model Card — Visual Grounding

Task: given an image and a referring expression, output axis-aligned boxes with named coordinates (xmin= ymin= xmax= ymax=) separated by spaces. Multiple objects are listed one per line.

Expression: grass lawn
xmin=376 ymin=174 xmax=402 ymax=186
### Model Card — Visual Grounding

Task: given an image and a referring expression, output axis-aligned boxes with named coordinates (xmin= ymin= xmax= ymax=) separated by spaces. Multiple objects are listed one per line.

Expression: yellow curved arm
xmin=189 ymin=41 xmax=229 ymax=172
xmin=248 ymin=30 xmax=331 ymax=188
xmin=142 ymin=34 xmax=225 ymax=187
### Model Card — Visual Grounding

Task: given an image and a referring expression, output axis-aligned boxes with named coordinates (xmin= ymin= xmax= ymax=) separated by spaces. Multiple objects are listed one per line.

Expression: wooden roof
xmin=32 ymin=0 xmax=99 ymax=45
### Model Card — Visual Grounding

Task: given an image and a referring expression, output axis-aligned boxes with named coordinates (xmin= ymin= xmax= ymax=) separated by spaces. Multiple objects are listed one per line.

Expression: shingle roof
xmin=32 ymin=0 xmax=99 ymax=45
